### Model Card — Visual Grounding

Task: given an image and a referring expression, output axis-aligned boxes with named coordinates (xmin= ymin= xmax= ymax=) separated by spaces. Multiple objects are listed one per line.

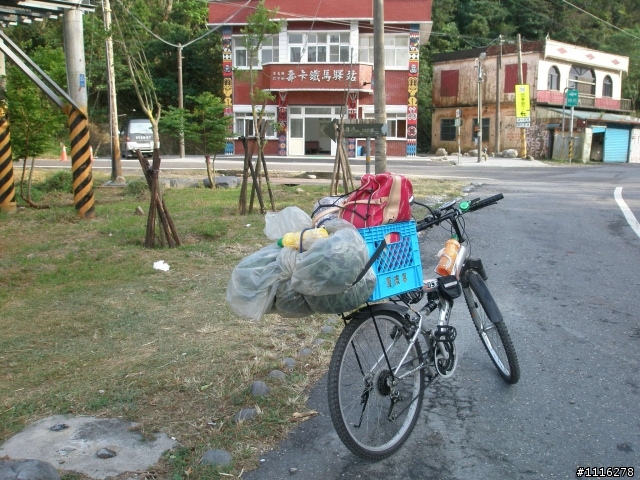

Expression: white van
xmin=119 ymin=119 xmax=155 ymax=158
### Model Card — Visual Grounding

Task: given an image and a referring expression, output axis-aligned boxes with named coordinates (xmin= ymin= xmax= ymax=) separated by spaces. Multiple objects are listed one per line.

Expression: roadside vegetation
xmin=0 ymin=170 xmax=464 ymax=478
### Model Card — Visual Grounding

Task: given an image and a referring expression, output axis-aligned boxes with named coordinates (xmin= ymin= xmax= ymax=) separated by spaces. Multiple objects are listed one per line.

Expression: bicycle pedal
xmin=434 ymin=325 xmax=457 ymax=342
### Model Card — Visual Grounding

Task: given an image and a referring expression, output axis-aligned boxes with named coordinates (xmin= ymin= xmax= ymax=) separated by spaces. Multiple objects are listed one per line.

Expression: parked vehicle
xmin=119 ymin=119 xmax=154 ymax=158
xmin=327 ymin=194 xmax=520 ymax=460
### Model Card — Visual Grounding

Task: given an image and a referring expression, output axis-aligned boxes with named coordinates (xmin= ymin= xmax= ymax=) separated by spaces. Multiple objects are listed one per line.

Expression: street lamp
xmin=477 ymin=52 xmax=486 ymax=163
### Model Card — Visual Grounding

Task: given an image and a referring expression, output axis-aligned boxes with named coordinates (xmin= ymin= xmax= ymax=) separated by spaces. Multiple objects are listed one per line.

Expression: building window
xmin=260 ymin=35 xmax=279 ymax=64
xmin=364 ymin=113 xmax=407 ymax=138
xmin=548 ymin=66 xmax=560 ymax=90
xmin=358 ymin=36 xmax=373 ymax=63
xmin=329 ymin=33 xmax=350 ymax=62
xmin=569 ymin=66 xmax=595 ymax=95
xmin=307 ymin=33 xmax=328 ymax=63
xmin=440 ymin=70 xmax=459 ymax=97
xmin=234 ymin=37 xmax=258 ymax=67
xmin=235 ymin=113 xmax=275 ymax=138
xmin=440 ymin=119 xmax=456 ymax=141
xmin=505 ymin=64 xmax=527 ymax=94
xmin=603 ymin=75 xmax=613 ymax=97
xmin=289 ymin=33 xmax=303 ymax=62
xmin=384 ymin=35 xmax=409 ymax=67
xmin=472 ymin=118 xmax=490 ymax=142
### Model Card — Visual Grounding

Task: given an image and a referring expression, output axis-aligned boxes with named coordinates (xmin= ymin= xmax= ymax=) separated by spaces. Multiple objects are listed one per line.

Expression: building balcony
xmin=259 ymin=63 xmax=373 ymax=92
xmin=536 ymin=89 xmax=633 ymax=112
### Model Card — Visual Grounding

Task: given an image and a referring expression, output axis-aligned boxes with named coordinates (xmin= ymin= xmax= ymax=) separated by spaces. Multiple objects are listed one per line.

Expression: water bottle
xmin=277 ymin=227 xmax=329 ymax=251
xmin=435 ymin=238 xmax=460 ymax=276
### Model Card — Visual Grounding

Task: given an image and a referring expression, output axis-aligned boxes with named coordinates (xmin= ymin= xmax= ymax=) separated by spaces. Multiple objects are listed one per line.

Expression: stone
xmin=268 ymin=370 xmax=286 ymax=381
xmin=282 ymin=357 xmax=296 ymax=369
xmin=295 ymin=188 xmax=305 ymax=193
xmin=203 ymin=176 xmax=239 ymax=189
xmin=0 ymin=459 xmax=61 ymax=480
xmin=233 ymin=408 xmax=257 ymax=423
xmin=321 ymin=326 xmax=334 ymax=335
xmin=526 ymin=155 xmax=535 ymax=161
xmin=502 ymin=149 xmax=519 ymax=158
xmin=134 ymin=206 xmax=144 ymax=215
xmin=298 ymin=348 xmax=312 ymax=357
xmin=435 ymin=148 xmax=448 ymax=156
xmin=312 ymin=339 xmax=325 ymax=347
xmin=49 ymin=424 xmax=69 ymax=432
xmin=325 ymin=317 xmax=338 ymax=325
xmin=250 ymin=381 xmax=270 ymax=397
xmin=201 ymin=449 xmax=232 ymax=467
xmin=307 ymin=174 xmax=317 ymax=179
xmin=96 ymin=448 xmax=117 ymax=459
xmin=290 ymin=467 xmax=299 ymax=474
xmin=468 ymin=149 xmax=479 ymax=156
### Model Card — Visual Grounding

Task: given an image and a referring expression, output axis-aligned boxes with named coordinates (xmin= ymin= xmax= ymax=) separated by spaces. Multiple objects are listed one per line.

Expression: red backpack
xmin=340 ymin=173 xmax=413 ymax=228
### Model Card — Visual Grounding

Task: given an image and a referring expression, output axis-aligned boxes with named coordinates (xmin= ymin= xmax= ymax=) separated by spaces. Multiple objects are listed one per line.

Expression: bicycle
xmin=327 ymin=193 xmax=520 ymax=460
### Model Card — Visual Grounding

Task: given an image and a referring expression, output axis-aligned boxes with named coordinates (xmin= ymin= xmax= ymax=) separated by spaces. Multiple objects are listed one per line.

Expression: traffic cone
xmin=60 ymin=144 xmax=67 ymax=162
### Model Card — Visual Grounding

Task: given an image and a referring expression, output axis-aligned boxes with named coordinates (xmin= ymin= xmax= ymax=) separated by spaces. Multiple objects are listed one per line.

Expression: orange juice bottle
xmin=435 ymin=238 xmax=460 ymax=276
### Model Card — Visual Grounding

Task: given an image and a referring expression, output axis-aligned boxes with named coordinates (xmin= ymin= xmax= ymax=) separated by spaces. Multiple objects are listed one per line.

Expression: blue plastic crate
xmin=358 ymin=221 xmax=423 ymax=302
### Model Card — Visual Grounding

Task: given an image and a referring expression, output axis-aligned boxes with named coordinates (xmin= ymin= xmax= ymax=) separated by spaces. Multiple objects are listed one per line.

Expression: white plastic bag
xmin=263 ymin=206 xmax=311 ymax=241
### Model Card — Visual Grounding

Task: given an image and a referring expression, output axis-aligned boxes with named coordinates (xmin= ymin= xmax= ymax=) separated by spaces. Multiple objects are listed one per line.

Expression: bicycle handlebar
xmin=415 ymin=193 xmax=503 ymax=232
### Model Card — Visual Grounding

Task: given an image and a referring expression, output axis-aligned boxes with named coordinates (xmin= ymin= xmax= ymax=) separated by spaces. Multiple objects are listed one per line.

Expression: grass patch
xmin=0 ymin=169 xmax=463 ymax=478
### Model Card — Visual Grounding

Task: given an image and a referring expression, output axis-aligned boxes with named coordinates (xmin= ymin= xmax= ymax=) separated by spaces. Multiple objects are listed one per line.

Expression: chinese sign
xmin=515 ymin=84 xmax=531 ymax=129
xmin=270 ymin=68 xmax=358 ymax=83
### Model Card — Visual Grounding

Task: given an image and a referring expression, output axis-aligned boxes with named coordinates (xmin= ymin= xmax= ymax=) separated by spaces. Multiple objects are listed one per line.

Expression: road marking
xmin=614 ymin=187 xmax=640 ymax=238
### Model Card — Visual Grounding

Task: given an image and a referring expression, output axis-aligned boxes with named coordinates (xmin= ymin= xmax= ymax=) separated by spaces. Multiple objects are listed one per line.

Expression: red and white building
xmin=208 ymin=0 xmax=432 ymax=157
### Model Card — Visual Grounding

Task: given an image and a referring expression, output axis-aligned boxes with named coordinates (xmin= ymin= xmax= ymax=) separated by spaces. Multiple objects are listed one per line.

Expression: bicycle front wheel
xmin=327 ymin=309 xmax=425 ymax=460
xmin=464 ymin=271 xmax=520 ymax=384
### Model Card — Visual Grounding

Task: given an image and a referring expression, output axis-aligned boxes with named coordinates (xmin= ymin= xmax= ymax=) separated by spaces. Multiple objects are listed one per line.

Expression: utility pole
xmin=373 ymin=0 xmax=387 ymax=173
xmin=103 ymin=0 xmax=123 ymax=183
xmin=63 ymin=9 xmax=88 ymax=114
xmin=517 ymin=34 xmax=527 ymax=158
xmin=495 ymin=35 xmax=502 ymax=155
xmin=178 ymin=44 xmax=185 ymax=159
xmin=477 ymin=52 xmax=486 ymax=163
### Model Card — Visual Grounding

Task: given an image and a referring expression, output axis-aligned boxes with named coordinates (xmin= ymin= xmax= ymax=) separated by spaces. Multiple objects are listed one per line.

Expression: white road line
xmin=614 ymin=187 xmax=640 ymax=238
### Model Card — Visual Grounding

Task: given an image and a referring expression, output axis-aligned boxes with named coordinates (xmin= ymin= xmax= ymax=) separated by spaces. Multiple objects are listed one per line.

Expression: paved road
xmin=242 ymin=164 xmax=640 ymax=479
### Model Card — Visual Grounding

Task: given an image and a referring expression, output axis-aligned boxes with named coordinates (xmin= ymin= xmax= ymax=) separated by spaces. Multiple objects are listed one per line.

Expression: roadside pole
xmin=517 ymin=34 xmax=527 ymax=158
xmin=366 ymin=136 xmax=371 ymax=174
xmin=373 ymin=0 xmax=387 ymax=173
xmin=569 ymin=105 xmax=574 ymax=164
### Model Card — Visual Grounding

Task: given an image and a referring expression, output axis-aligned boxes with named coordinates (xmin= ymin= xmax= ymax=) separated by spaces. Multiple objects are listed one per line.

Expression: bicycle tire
xmin=327 ymin=309 xmax=425 ymax=460
xmin=463 ymin=271 xmax=520 ymax=384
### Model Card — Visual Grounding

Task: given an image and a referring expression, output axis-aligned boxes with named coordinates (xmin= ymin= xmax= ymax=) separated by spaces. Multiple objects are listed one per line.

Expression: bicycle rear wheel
xmin=463 ymin=271 xmax=520 ymax=384
xmin=327 ymin=309 xmax=425 ymax=460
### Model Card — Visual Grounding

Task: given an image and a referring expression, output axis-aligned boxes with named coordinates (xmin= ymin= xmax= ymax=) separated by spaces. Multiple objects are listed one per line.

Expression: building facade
xmin=208 ymin=0 xmax=432 ymax=157
xmin=431 ymin=39 xmax=640 ymax=162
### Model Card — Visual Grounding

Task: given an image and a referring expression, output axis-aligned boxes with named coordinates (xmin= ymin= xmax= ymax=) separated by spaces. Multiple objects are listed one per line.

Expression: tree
xmin=160 ymin=92 xmax=231 ymax=187
xmin=235 ymin=0 xmax=282 ymax=214
xmin=5 ymin=46 xmax=68 ymax=208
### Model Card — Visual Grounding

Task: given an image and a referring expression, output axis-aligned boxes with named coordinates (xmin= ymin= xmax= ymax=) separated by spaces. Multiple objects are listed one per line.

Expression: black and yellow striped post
xmin=0 ymin=114 xmax=16 ymax=214
xmin=64 ymin=104 xmax=95 ymax=219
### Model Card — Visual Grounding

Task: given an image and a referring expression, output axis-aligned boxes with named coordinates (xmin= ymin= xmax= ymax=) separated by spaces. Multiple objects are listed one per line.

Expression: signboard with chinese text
xmin=515 ymin=84 xmax=530 ymax=118
xmin=261 ymin=64 xmax=372 ymax=91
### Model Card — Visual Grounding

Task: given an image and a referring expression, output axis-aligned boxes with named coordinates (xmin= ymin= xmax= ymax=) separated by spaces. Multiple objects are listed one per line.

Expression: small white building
xmin=431 ymin=38 xmax=640 ymax=162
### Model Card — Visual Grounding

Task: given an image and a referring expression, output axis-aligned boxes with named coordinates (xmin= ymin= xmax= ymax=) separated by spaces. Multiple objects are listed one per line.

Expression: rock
xmin=325 ymin=317 xmax=338 ymax=325
xmin=233 ymin=408 xmax=257 ymax=423
xmin=112 ymin=176 xmax=127 ymax=186
xmin=134 ymin=206 xmax=144 ymax=215
xmin=290 ymin=467 xmax=299 ymax=474
xmin=295 ymin=188 xmax=305 ymax=193
xmin=468 ymin=149 xmax=479 ymax=156
xmin=96 ymin=448 xmax=117 ymax=459
xmin=268 ymin=370 xmax=286 ymax=381
xmin=526 ymin=155 xmax=535 ymax=161
xmin=298 ymin=348 xmax=312 ymax=357
xmin=49 ymin=424 xmax=69 ymax=432
xmin=201 ymin=449 xmax=232 ymax=467
xmin=307 ymin=174 xmax=317 ymax=179
xmin=321 ymin=326 xmax=334 ymax=335
xmin=502 ymin=149 xmax=519 ymax=158
xmin=250 ymin=381 xmax=270 ymax=397
xmin=282 ymin=357 xmax=296 ymax=369
xmin=203 ymin=176 xmax=239 ymax=189
xmin=435 ymin=148 xmax=448 ymax=156
xmin=0 ymin=459 xmax=61 ymax=480
xmin=312 ymin=339 xmax=325 ymax=347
